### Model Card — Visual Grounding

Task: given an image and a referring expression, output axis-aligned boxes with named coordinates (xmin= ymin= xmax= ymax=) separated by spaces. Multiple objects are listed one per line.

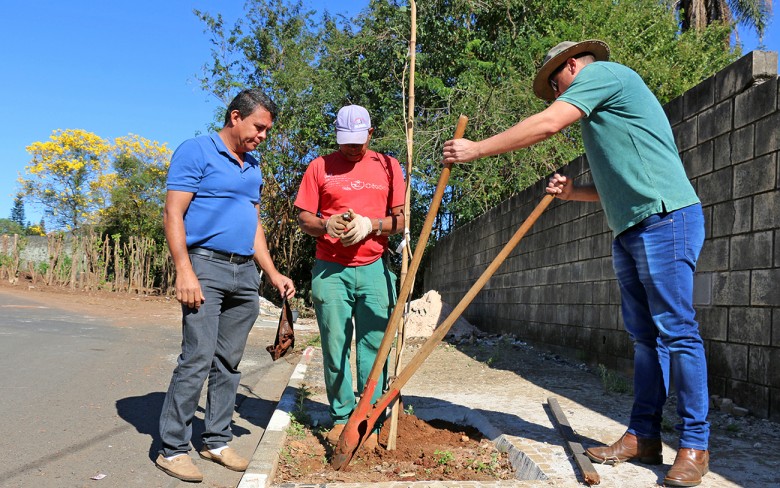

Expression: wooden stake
xmin=388 ymin=0 xmax=417 ymax=451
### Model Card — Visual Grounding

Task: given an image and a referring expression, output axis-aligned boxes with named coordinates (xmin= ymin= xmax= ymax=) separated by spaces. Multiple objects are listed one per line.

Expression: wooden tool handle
xmin=365 ymin=115 xmax=468 ymax=382
xmin=391 ymin=194 xmax=556 ymax=391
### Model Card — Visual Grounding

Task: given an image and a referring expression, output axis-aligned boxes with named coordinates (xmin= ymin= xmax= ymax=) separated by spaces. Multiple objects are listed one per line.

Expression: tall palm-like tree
xmin=678 ymin=0 xmax=773 ymax=41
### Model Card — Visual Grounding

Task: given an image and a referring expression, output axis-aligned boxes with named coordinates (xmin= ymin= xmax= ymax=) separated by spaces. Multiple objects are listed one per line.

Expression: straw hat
xmin=532 ymin=39 xmax=610 ymax=101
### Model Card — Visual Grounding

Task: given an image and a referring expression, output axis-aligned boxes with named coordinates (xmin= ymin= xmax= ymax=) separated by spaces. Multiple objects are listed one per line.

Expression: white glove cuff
xmin=359 ymin=216 xmax=372 ymax=237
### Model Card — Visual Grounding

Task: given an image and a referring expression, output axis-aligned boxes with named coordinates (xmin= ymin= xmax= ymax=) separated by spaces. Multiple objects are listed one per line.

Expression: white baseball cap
xmin=335 ymin=105 xmax=372 ymax=144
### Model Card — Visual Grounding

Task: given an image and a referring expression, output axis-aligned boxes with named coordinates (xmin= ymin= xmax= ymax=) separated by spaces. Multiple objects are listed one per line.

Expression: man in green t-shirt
xmin=443 ymin=40 xmax=709 ymax=487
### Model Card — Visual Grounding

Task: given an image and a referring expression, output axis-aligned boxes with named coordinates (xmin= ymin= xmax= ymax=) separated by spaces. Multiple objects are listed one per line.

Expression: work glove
xmin=340 ymin=209 xmax=373 ymax=246
xmin=325 ymin=213 xmax=350 ymax=239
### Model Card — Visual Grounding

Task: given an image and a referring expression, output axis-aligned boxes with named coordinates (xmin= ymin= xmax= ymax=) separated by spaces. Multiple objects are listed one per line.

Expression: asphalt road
xmin=0 ymin=290 xmax=297 ymax=488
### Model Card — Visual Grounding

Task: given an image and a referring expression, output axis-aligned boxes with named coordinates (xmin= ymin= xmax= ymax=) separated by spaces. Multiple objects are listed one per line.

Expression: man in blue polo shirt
xmin=156 ymin=88 xmax=295 ymax=483
xmin=443 ymin=40 xmax=709 ymax=487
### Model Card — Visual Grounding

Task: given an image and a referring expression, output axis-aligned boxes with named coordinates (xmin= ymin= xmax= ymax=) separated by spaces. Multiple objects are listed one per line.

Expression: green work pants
xmin=311 ymin=257 xmax=397 ymax=424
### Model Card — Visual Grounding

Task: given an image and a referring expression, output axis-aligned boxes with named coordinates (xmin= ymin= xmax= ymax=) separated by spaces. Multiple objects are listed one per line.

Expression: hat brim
xmin=336 ymin=130 xmax=369 ymax=145
xmin=533 ymin=40 xmax=610 ymax=102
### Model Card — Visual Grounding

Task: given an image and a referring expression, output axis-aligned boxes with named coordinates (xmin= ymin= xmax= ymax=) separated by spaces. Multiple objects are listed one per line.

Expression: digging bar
xmin=332 ymin=191 xmax=556 ymax=469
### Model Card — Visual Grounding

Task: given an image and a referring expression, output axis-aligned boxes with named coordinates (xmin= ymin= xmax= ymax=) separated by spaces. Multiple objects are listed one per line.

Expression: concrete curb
xmin=238 ymin=346 xmax=315 ymax=488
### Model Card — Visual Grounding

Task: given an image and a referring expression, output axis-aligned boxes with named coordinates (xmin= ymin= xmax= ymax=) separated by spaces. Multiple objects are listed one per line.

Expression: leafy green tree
xmin=10 ymin=193 xmax=26 ymax=227
xmin=195 ymin=0 xmax=740 ymax=300
xmin=99 ymin=135 xmax=171 ymax=244
xmin=551 ymin=0 xmax=737 ymax=104
xmin=0 ymin=218 xmax=25 ymax=236
xmin=331 ymin=0 xmax=735 ymax=229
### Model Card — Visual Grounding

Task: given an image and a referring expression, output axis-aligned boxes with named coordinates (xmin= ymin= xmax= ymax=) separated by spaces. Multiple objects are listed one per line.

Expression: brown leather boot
xmin=663 ymin=448 xmax=709 ymax=487
xmin=585 ymin=432 xmax=662 ymax=465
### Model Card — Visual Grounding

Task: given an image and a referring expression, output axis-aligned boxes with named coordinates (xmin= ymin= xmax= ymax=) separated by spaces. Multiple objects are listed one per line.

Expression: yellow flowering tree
xmin=100 ymin=134 xmax=171 ymax=243
xmin=27 ymin=222 xmax=47 ymax=236
xmin=20 ymin=129 xmax=112 ymax=231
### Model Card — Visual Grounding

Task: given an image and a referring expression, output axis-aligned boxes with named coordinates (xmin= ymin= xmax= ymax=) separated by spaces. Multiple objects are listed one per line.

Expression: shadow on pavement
xmin=116 ymin=386 xmax=282 ymax=464
xmin=116 ymin=392 xmax=170 ymax=461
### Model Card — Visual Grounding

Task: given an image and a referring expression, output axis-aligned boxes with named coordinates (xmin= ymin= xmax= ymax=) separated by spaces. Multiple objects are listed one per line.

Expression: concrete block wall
xmin=18 ymin=236 xmax=51 ymax=263
xmin=0 ymin=235 xmax=58 ymax=265
xmin=423 ymin=51 xmax=780 ymax=420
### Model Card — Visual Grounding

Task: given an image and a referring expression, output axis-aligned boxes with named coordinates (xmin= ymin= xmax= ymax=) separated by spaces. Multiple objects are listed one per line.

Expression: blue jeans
xmin=311 ymin=258 xmax=396 ymax=425
xmin=612 ymin=203 xmax=708 ymax=450
xmin=159 ymin=253 xmax=260 ymax=457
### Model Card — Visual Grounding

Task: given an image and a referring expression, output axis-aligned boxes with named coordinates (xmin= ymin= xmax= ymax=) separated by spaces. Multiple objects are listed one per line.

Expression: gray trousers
xmin=159 ymin=253 xmax=260 ymax=457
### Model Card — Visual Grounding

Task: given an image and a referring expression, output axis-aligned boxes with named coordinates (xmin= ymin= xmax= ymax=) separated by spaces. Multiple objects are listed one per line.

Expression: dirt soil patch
xmin=276 ymin=410 xmax=514 ymax=484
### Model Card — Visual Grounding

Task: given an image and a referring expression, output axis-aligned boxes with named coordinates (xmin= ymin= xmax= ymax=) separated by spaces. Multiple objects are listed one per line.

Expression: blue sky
xmin=0 ymin=1 xmax=776 ymax=226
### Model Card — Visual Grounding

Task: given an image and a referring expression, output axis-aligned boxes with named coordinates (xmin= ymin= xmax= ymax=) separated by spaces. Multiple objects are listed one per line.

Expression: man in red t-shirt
xmin=295 ymin=105 xmax=406 ymax=450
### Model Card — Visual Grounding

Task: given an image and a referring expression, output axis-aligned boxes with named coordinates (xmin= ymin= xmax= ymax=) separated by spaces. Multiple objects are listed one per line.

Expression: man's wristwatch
xmin=375 ymin=218 xmax=383 ymax=236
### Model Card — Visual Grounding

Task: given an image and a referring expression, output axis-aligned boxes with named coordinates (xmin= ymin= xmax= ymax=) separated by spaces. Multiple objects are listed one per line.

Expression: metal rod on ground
xmin=388 ymin=0 xmax=417 ymax=451
xmin=547 ymin=397 xmax=601 ymax=485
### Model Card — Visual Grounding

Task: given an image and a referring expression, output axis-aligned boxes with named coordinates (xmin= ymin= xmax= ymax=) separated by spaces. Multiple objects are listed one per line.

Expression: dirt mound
xmin=404 ymin=290 xmax=482 ymax=339
xmin=275 ymin=411 xmax=514 ymax=484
